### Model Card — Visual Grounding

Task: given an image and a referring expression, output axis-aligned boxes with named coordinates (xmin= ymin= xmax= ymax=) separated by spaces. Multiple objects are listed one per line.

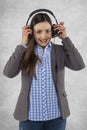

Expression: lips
xmin=40 ymin=39 xmax=48 ymax=43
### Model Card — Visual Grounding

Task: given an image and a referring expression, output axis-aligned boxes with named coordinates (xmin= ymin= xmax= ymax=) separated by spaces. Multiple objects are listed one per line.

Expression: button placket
xmin=41 ymin=57 xmax=48 ymax=120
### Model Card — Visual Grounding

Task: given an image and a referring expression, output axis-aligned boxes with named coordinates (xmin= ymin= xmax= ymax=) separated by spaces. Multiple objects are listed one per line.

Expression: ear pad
xmin=28 ymin=26 xmax=33 ymax=39
xmin=52 ymin=24 xmax=59 ymax=37
xmin=28 ymin=33 xmax=33 ymax=40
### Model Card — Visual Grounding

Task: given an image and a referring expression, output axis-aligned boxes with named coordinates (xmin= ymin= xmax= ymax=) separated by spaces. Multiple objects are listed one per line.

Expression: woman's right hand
xmin=21 ymin=25 xmax=32 ymax=45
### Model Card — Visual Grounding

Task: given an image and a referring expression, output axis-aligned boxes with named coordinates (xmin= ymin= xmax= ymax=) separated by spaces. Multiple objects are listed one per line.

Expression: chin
xmin=41 ymin=42 xmax=49 ymax=46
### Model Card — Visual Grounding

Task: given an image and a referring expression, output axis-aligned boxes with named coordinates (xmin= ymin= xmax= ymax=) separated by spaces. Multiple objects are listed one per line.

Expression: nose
xmin=41 ymin=32 xmax=47 ymax=39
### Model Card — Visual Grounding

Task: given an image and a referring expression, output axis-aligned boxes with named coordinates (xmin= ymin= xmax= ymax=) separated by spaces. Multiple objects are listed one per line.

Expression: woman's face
xmin=33 ymin=21 xmax=52 ymax=48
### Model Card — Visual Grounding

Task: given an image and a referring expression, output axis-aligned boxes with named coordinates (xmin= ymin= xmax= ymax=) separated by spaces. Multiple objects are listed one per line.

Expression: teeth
xmin=41 ymin=40 xmax=47 ymax=42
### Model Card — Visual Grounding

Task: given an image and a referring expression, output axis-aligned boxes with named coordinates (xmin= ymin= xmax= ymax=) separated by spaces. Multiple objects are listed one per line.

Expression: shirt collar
xmin=36 ymin=41 xmax=52 ymax=50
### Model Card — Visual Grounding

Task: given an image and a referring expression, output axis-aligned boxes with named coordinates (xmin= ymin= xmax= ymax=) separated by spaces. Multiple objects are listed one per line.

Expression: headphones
xmin=26 ymin=9 xmax=59 ymax=38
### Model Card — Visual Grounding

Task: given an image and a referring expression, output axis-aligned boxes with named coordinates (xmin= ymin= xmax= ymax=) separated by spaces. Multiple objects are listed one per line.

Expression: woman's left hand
xmin=53 ymin=22 xmax=68 ymax=40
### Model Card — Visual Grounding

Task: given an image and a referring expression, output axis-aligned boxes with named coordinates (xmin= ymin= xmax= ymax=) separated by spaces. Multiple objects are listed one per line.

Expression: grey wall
xmin=0 ymin=0 xmax=87 ymax=130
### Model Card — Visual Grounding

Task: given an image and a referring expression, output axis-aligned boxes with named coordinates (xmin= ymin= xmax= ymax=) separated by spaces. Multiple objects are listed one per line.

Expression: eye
xmin=46 ymin=29 xmax=51 ymax=33
xmin=35 ymin=30 xmax=42 ymax=34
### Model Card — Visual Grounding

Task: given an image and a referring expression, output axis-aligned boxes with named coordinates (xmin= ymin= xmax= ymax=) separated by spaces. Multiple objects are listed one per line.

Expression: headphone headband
xmin=26 ymin=9 xmax=58 ymax=25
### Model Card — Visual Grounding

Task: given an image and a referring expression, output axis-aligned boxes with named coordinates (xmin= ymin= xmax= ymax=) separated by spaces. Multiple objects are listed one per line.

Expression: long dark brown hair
xmin=20 ymin=13 xmax=52 ymax=77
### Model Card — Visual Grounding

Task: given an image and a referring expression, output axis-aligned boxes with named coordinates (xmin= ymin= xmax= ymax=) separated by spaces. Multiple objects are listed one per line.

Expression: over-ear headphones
xmin=26 ymin=9 xmax=59 ymax=38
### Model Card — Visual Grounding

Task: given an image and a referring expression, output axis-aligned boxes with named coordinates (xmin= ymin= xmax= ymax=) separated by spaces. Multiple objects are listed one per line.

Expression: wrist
xmin=61 ymin=36 xmax=68 ymax=40
xmin=62 ymin=36 xmax=70 ymax=44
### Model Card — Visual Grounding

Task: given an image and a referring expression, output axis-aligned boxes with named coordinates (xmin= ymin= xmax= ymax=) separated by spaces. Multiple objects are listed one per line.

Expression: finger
xmin=54 ymin=23 xmax=64 ymax=26
xmin=54 ymin=26 xmax=65 ymax=31
xmin=53 ymin=24 xmax=60 ymax=28
xmin=22 ymin=25 xmax=31 ymax=30
xmin=25 ymin=30 xmax=32 ymax=35
xmin=57 ymin=30 xmax=63 ymax=35
xmin=26 ymin=28 xmax=32 ymax=32
xmin=26 ymin=32 xmax=32 ymax=36
xmin=23 ymin=28 xmax=32 ymax=33
xmin=60 ymin=22 xmax=64 ymax=25
xmin=54 ymin=24 xmax=64 ymax=29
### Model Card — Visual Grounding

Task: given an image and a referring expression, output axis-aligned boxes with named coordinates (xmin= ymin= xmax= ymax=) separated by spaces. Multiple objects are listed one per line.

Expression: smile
xmin=40 ymin=39 xmax=48 ymax=43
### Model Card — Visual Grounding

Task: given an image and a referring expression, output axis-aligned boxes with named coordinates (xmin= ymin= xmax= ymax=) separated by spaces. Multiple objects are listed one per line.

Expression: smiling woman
xmin=3 ymin=9 xmax=85 ymax=130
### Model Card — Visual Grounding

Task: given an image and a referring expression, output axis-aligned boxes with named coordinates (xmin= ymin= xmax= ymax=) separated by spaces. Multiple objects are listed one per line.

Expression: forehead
xmin=34 ymin=21 xmax=51 ymax=30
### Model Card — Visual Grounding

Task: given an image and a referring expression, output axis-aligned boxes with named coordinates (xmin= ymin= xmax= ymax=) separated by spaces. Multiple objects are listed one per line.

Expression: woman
xmin=3 ymin=11 xmax=85 ymax=130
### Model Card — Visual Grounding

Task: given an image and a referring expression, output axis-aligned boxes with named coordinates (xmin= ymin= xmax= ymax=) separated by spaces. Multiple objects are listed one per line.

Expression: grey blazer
xmin=3 ymin=37 xmax=85 ymax=121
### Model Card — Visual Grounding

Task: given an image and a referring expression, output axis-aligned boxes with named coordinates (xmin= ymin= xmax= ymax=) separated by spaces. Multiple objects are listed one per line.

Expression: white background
xmin=0 ymin=0 xmax=87 ymax=130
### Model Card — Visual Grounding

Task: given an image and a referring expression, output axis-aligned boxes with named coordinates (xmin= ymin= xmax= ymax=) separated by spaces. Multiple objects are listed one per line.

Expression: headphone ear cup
xmin=52 ymin=24 xmax=58 ymax=38
xmin=28 ymin=34 xmax=32 ymax=39
xmin=28 ymin=26 xmax=33 ymax=39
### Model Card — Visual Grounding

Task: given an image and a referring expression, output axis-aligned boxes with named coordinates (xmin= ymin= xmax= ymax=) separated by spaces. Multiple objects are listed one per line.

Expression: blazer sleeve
xmin=3 ymin=45 xmax=26 ymax=78
xmin=62 ymin=37 xmax=85 ymax=70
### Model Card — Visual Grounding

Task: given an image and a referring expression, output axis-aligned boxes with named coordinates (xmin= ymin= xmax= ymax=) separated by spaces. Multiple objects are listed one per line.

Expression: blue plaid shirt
xmin=28 ymin=42 xmax=61 ymax=121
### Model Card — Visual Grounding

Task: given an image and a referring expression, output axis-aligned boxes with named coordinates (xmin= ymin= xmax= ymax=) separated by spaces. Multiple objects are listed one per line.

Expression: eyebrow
xmin=35 ymin=28 xmax=51 ymax=31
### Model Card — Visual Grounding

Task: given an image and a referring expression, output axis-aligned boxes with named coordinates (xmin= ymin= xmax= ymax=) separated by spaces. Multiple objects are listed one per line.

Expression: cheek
xmin=34 ymin=34 xmax=39 ymax=41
